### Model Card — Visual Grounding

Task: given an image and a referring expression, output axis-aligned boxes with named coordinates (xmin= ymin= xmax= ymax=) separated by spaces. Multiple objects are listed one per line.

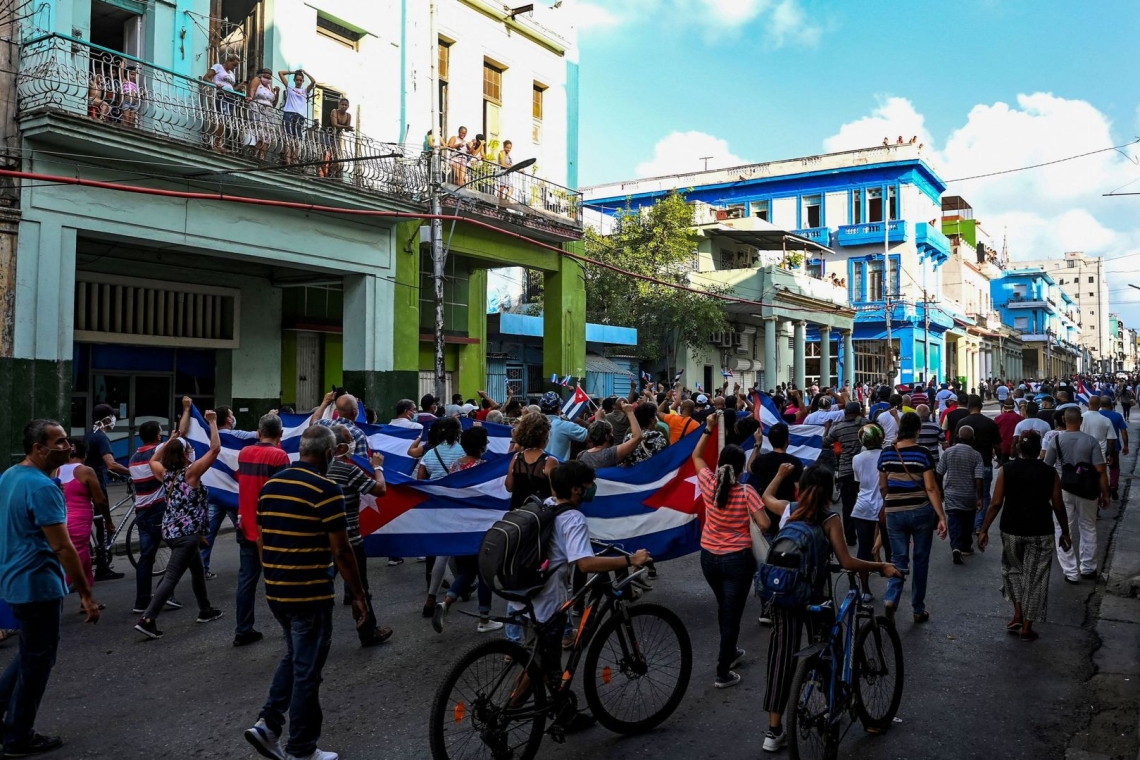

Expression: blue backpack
xmin=755 ymin=520 xmax=831 ymax=609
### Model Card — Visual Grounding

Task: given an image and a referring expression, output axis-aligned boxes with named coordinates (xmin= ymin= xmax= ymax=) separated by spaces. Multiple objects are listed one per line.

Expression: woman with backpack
xmin=691 ymin=412 xmax=768 ymax=690
xmin=757 ymin=463 xmax=901 ymax=751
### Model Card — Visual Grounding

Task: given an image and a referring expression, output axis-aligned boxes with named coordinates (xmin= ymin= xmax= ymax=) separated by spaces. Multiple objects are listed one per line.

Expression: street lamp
xmin=429 ymin=156 xmax=537 ymax=404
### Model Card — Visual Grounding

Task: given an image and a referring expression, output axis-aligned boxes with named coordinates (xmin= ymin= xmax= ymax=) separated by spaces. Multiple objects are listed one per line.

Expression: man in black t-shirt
xmin=85 ymin=403 xmax=130 ymax=580
xmin=748 ymin=423 xmax=802 ymax=542
xmin=953 ymin=395 xmax=1001 ymax=534
xmin=1036 ymin=396 xmax=1057 ymax=428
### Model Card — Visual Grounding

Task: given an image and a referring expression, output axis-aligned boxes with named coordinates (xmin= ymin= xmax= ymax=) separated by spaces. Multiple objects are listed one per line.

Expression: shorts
xmin=283 ymin=111 xmax=304 ymax=139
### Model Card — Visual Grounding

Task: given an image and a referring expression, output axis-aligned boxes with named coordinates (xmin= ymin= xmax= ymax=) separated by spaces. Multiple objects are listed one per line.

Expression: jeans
xmin=144 ymin=535 xmax=211 ymax=620
xmin=201 ymin=502 xmax=238 ymax=571
xmin=884 ymin=505 xmax=936 ymax=616
xmin=1055 ymin=491 xmax=1098 ymax=579
xmin=699 ymin=548 xmax=757 ymax=679
xmin=838 ymin=475 xmax=859 ymax=545
xmin=133 ymin=505 xmax=167 ymax=610
xmin=974 ymin=467 xmax=993 ymax=531
xmin=260 ymin=607 xmax=334 ymax=758
xmin=235 ymin=538 xmax=262 ymax=636
xmin=446 ymin=555 xmax=492 ymax=616
xmin=0 ymin=600 xmax=61 ymax=748
xmin=946 ymin=509 xmax=975 ymax=553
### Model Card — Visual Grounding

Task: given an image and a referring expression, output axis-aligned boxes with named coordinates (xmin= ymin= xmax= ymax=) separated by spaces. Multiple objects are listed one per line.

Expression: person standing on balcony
xmin=246 ymin=68 xmax=280 ymax=163
xmin=119 ymin=65 xmax=140 ymax=128
xmin=278 ymin=69 xmax=314 ymax=166
xmin=497 ymin=139 xmax=514 ymax=201
xmin=447 ymin=126 xmax=469 ymax=185
xmin=205 ymin=54 xmax=241 ymax=151
xmin=329 ymin=98 xmax=353 ymax=178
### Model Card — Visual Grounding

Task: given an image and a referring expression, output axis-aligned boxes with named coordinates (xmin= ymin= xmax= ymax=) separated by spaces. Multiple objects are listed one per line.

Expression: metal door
xmin=296 ymin=332 xmax=322 ymax=411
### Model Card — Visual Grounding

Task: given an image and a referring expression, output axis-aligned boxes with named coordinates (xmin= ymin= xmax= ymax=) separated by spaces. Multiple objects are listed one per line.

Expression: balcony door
xmin=90 ymin=1 xmax=144 ymax=58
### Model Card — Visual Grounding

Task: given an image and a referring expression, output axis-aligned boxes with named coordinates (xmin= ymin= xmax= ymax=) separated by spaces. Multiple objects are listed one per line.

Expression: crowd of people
xmin=0 ymin=372 xmax=1134 ymax=757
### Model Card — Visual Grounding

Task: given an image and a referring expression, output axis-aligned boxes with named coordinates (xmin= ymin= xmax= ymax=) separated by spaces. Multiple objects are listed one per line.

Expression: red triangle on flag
xmin=358 ymin=484 xmax=430 ymax=538
xmin=641 ymin=434 xmax=720 ymax=521
xmin=572 ymin=385 xmax=590 ymax=404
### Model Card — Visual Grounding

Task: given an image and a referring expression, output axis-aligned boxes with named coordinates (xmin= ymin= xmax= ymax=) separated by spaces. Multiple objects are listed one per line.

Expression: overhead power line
xmin=945 ymin=138 xmax=1140 ymax=183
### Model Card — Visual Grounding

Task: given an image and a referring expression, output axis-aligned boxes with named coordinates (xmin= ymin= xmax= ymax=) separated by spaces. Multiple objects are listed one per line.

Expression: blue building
xmin=583 ymin=142 xmax=954 ymax=387
xmin=991 ymin=269 xmax=1081 ymax=378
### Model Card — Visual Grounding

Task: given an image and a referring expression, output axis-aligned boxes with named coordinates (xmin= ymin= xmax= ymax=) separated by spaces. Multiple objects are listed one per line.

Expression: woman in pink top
xmin=57 ymin=439 xmax=113 ymax=591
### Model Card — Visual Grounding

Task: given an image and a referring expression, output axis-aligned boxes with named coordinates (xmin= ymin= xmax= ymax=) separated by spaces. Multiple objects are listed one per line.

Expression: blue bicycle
xmin=788 ymin=564 xmax=904 ymax=760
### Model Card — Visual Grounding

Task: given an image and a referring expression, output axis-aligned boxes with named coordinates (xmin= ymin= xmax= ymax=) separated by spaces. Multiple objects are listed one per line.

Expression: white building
xmin=1018 ymin=251 xmax=1110 ymax=372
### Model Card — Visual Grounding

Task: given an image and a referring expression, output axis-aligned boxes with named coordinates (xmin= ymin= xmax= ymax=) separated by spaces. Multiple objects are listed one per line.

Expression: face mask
xmin=581 ymin=483 xmax=597 ymax=503
xmin=44 ymin=444 xmax=71 ymax=470
xmin=340 ymin=440 xmax=356 ymax=458
xmin=95 ymin=415 xmax=116 ymax=432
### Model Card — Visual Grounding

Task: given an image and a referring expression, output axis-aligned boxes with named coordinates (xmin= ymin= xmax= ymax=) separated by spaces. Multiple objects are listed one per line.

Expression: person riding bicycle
xmin=759 ymin=463 xmax=901 ymax=752
xmin=525 ymin=461 xmax=652 ymax=733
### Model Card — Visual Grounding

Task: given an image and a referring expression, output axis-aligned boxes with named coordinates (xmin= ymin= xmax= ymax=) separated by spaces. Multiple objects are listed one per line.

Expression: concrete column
xmin=543 ymin=246 xmax=587 ymax=383
xmin=763 ymin=317 xmax=778 ymax=391
xmin=843 ymin=330 xmax=855 ymax=388
xmin=793 ymin=321 xmax=806 ymax=389
xmin=343 ymin=273 xmax=396 ymax=415
xmin=820 ymin=325 xmax=832 ymax=388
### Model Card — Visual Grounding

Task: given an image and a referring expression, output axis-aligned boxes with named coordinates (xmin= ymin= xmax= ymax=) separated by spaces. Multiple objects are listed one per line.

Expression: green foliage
xmin=582 ymin=192 xmax=728 ymax=363
xmin=784 ymin=251 xmax=804 ymax=269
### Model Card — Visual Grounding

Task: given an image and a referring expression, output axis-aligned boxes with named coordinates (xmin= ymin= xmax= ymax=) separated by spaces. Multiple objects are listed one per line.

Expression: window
xmin=751 ymin=200 xmax=770 ymax=221
xmin=852 ymin=189 xmax=863 ymax=224
xmin=851 ymin=262 xmax=864 ymax=301
xmin=1059 ymin=278 xmax=1064 ymax=285
xmin=1089 ymin=292 xmax=1095 ymax=297
xmin=868 ymin=260 xmax=884 ymax=300
xmin=532 ymin=82 xmax=545 ymax=144
xmin=866 ymin=188 xmax=883 ymax=223
xmin=316 ymin=12 xmax=364 ymax=48
xmin=483 ymin=60 xmax=504 ymax=146
xmin=438 ymin=40 xmax=451 ymax=139
xmin=802 ymin=195 xmax=821 ymax=228
xmin=1014 ymin=317 xmax=1029 ymax=330
xmin=1089 ymin=276 xmax=1094 ymax=283
xmin=888 ymin=186 xmax=898 ymax=220
xmin=1067 ymin=260 xmax=1076 ymax=268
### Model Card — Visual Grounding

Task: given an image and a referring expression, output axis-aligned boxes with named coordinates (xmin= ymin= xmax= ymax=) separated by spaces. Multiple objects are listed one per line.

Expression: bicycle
xmin=428 ymin=542 xmax=692 ymax=760
xmin=787 ymin=563 xmax=905 ymax=760
xmin=97 ymin=475 xmax=170 ymax=577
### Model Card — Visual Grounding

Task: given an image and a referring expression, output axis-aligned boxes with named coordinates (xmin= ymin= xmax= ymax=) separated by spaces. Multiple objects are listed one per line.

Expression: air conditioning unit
xmin=709 ymin=331 xmax=725 ymax=346
xmin=720 ymin=331 xmax=736 ymax=349
xmin=732 ymin=331 xmax=745 ymax=349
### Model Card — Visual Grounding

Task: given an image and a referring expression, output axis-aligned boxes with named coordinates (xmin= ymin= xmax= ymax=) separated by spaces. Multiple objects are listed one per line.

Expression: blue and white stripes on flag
xmin=181 ymin=405 xmax=703 ymax=561
xmin=672 ymin=369 xmax=684 ymax=384
xmin=1076 ymin=381 xmax=1091 ymax=406
xmin=750 ymin=391 xmax=824 ymax=466
xmin=562 ymin=385 xmax=591 ymax=420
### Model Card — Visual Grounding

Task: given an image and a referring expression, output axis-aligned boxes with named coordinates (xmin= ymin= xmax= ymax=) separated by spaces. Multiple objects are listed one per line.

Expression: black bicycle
xmin=788 ymin=564 xmax=904 ymax=760
xmin=99 ymin=475 xmax=170 ymax=577
xmin=428 ymin=543 xmax=692 ymax=759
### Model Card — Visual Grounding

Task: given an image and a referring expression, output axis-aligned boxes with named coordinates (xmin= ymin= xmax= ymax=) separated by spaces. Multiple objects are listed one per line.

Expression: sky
xmin=571 ymin=0 xmax=1140 ymax=328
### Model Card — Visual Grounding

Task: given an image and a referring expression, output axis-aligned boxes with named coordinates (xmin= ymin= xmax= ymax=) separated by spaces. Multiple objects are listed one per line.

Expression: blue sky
xmin=573 ymin=0 xmax=1140 ymax=326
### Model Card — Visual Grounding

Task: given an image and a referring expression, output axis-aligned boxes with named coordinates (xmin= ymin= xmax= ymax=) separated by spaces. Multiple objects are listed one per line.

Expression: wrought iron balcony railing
xmin=15 ymin=34 xmax=582 ymax=233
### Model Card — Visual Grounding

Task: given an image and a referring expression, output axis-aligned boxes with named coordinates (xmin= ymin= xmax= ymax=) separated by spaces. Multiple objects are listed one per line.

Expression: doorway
xmin=90 ymin=1 xmax=144 ymax=58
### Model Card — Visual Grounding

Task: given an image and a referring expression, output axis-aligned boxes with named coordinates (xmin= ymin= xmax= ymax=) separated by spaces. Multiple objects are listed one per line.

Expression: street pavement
xmin=4 ymin=415 xmax=1132 ymax=760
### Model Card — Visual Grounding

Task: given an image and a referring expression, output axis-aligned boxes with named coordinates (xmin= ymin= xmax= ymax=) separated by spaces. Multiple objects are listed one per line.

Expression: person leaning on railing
xmin=245 ymin=68 xmax=279 ymax=162
xmin=204 ymin=54 xmax=241 ymax=152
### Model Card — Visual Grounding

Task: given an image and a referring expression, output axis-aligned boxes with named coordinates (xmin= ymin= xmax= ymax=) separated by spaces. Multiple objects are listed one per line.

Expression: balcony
xmin=836 ymin=220 xmax=908 ymax=247
xmin=793 ymin=226 xmax=830 ymax=246
xmin=915 ymin=221 xmax=951 ymax=263
xmin=769 ymin=266 xmax=849 ymax=307
xmin=15 ymin=33 xmax=582 ymax=240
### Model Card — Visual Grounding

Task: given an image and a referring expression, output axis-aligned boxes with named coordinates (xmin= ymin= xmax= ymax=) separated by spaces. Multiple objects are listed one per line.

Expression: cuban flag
xmin=562 ymin=384 xmax=591 ymax=419
xmin=750 ymin=391 xmax=824 ymax=466
xmin=550 ymin=372 xmax=559 ymax=384
xmin=1076 ymin=380 xmax=1091 ymax=406
xmin=181 ymin=405 xmax=713 ymax=561
xmin=673 ymin=369 xmax=684 ymax=384
xmin=560 ymin=375 xmax=572 ymax=387
xmin=722 ymin=368 xmax=734 ymax=379
xmin=641 ymin=371 xmax=652 ymax=384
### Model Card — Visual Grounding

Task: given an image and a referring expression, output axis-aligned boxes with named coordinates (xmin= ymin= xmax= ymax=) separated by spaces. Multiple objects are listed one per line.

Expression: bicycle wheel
xmin=125 ymin=516 xmax=170 ymax=577
xmin=788 ymin=655 xmax=838 ymax=760
xmin=582 ymin=602 xmax=692 ymax=735
xmin=429 ymin=638 xmax=547 ymax=760
xmin=853 ymin=615 xmax=904 ymax=730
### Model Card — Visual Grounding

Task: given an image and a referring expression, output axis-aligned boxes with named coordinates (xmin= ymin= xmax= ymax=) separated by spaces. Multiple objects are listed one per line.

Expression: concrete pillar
xmin=820 ymin=325 xmax=832 ymax=388
xmin=763 ymin=317 xmax=778 ymax=391
xmin=458 ymin=269 xmax=487 ymax=400
xmin=793 ymin=321 xmax=806 ymax=389
xmin=343 ymin=273 xmax=395 ymax=415
xmin=844 ymin=329 xmax=855 ymax=388
xmin=542 ymin=246 xmax=587 ymax=384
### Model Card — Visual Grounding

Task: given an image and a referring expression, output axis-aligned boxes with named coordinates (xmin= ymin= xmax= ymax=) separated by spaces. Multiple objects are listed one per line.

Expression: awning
xmin=707 ymin=228 xmax=833 ymax=256
xmin=585 ymin=354 xmax=633 ymax=376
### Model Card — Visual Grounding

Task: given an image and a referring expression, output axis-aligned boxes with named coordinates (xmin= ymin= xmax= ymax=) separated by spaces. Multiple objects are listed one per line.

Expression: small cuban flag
xmin=560 ymin=375 xmax=572 ymax=387
xmin=673 ymin=369 xmax=684 ymax=385
xmin=641 ymin=371 xmax=652 ymax=384
xmin=551 ymin=372 xmax=559 ymax=384
xmin=562 ymin=384 xmax=591 ymax=419
xmin=722 ymin=368 xmax=734 ymax=379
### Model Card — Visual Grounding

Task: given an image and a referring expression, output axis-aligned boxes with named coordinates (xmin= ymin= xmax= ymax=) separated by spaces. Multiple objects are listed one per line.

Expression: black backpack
xmin=479 ymin=495 xmax=574 ymax=595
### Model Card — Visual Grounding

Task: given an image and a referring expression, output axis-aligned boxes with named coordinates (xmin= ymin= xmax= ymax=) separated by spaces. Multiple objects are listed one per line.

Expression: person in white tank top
xmin=245 ymin=67 xmax=279 ymax=162
xmin=277 ymin=69 xmax=314 ymax=165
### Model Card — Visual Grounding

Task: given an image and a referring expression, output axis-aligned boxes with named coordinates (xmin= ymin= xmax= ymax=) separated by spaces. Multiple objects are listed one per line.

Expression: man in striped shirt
xmin=244 ymin=425 xmax=367 ymax=760
xmin=128 ymin=398 xmax=191 ymax=614
xmin=823 ymin=402 xmax=867 ymax=546
xmin=915 ymin=405 xmax=942 ymax=468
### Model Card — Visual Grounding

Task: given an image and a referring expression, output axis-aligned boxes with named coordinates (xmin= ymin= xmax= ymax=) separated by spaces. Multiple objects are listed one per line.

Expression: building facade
xmin=0 ymin=0 xmax=585 ymax=461
xmin=992 ymin=269 xmax=1081 ymax=379
xmin=1019 ymin=251 xmax=1110 ymax=371
xmin=582 ymin=143 xmax=953 ymax=389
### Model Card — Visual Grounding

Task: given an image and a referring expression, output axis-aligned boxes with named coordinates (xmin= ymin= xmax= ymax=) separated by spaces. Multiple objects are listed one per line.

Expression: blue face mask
xmin=581 ymin=483 xmax=597 ymax=503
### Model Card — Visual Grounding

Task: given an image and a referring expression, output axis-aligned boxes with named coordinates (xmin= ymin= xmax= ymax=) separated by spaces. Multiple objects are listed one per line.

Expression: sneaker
xmin=1063 ymin=576 xmax=1080 ymax=585
xmin=952 ymin=549 xmax=963 ymax=565
xmin=421 ymin=597 xmax=437 ymax=618
xmin=132 ymin=607 xmax=146 ymax=614
xmin=3 ymin=733 xmax=64 ymax=757
xmin=244 ymin=719 xmax=285 ymax=760
xmin=763 ymin=725 xmax=787 ymax=752
xmin=134 ymin=617 xmax=163 ymax=639
xmin=234 ymin=630 xmax=265 ymax=647
xmin=714 ymin=671 xmax=741 ymax=689
xmin=758 ymin=615 xmax=773 ymax=626
xmin=204 ymin=571 xmax=218 ymax=581
xmin=960 ymin=549 xmax=975 ymax=556
xmin=415 ymin=557 xmax=427 ymax=562
xmin=94 ymin=569 xmax=125 ymax=581
xmin=387 ymin=558 xmax=404 ymax=566
xmin=431 ymin=602 xmax=448 ymax=634
xmin=1080 ymin=571 xmax=1098 ymax=580
xmin=360 ymin=627 xmax=394 ymax=648
xmin=861 ymin=592 xmax=875 ymax=604
xmin=477 ymin=620 xmax=504 ymax=633
xmin=196 ymin=608 xmax=224 ymax=624
xmin=285 ymin=749 xmax=338 ymax=760
xmin=729 ymin=647 xmax=746 ymax=669
xmin=164 ymin=597 xmax=184 ymax=610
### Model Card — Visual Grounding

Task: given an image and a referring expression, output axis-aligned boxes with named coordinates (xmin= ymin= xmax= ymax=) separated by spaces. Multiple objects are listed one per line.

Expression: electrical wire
xmin=943 ymin=138 xmax=1140 ymax=183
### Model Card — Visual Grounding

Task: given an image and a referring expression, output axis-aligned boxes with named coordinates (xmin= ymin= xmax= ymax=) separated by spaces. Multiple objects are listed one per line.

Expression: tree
xmin=582 ymin=192 xmax=728 ymax=372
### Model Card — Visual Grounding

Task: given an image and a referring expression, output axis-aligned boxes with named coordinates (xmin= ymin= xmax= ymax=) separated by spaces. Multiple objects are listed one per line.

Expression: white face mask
xmin=96 ymin=415 xmax=116 ymax=432
xmin=339 ymin=440 xmax=356 ymax=458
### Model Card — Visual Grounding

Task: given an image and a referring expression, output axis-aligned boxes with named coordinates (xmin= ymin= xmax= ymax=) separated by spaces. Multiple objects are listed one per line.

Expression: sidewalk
xmin=1068 ymin=420 xmax=1140 ymax=760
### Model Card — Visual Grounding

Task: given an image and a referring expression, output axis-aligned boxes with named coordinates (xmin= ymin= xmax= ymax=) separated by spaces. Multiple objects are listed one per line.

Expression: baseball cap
xmin=458 ymin=403 xmax=477 ymax=414
xmin=844 ymin=402 xmax=862 ymax=416
xmin=695 ymin=394 xmax=709 ymax=405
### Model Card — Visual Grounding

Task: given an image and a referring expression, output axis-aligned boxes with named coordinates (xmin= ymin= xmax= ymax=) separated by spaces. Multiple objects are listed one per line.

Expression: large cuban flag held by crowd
xmin=183 ymin=395 xmax=824 ymax=561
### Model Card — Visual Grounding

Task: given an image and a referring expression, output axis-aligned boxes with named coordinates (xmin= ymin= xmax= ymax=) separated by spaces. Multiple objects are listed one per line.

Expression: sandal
xmin=0 ymin=628 xmax=17 ymax=643
xmin=1020 ymin=629 xmax=1039 ymax=642
xmin=1006 ymin=620 xmax=1023 ymax=634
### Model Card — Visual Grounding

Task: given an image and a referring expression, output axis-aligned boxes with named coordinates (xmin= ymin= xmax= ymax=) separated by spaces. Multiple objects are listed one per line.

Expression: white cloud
xmin=824 ymin=92 xmax=1140 ymax=326
xmin=574 ymin=0 xmax=822 ymax=47
xmin=635 ymin=131 xmax=747 ymax=177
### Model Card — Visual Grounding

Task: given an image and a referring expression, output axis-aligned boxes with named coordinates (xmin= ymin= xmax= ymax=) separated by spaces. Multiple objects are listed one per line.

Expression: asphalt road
xmin=6 ymin=489 xmax=1107 ymax=760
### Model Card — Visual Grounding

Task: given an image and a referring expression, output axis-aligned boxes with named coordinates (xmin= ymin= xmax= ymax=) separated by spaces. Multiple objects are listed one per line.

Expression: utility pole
xmin=429 ymin=1 xmax=447 ymax=405
xmin=883 ymin=216 xmax=894 ymax=386
xmin=923 ymin=288 xmax=930 ymax=384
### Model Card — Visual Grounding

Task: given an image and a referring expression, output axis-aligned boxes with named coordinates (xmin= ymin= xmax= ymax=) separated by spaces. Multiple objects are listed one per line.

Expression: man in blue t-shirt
xmin=1099 ymin=398 xmax=1129 ymax=501
xmin=84 ymin=403 xmax=130 ymax=581
xmin=0 ymin=420 xmax=101 ymax=756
